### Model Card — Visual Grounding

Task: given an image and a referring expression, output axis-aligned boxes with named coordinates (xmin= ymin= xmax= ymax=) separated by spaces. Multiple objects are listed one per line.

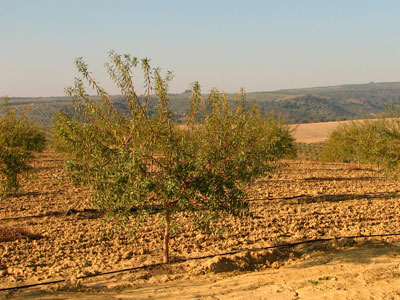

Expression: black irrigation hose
xmin=2 ymin=232 xmax=400 ymax=292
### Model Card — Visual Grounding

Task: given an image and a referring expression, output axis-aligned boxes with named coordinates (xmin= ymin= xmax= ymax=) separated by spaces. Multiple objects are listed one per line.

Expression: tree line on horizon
xmin=5 ymin=81 xmax=400 ymax=126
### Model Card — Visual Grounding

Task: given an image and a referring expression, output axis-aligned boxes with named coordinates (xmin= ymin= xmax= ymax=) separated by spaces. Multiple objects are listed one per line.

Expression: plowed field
xmin=1 ymin=151 xmax=400 ymax=299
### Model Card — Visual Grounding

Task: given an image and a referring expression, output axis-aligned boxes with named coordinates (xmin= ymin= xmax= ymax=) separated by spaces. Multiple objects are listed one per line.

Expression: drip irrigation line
xmin=1 ymin=232 xmax=400 ymax=292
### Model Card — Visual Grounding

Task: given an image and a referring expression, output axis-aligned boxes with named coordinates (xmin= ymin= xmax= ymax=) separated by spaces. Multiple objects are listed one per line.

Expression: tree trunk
xmin=163 ymin=210 xmax=170 ymax=264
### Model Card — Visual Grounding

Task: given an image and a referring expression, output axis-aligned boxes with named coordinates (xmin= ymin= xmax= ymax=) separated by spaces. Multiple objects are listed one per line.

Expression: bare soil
xmin=1 ymin=151 xmax=400 ymax=299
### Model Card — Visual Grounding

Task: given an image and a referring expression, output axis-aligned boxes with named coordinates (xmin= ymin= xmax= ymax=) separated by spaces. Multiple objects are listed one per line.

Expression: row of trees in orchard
xmin=0 ymin=98 xmax=46 ymax=195
xmin=321 ymin=110 xmax=400 ymax=174
xmin=3 ymin=51 xmax=400 ymax=264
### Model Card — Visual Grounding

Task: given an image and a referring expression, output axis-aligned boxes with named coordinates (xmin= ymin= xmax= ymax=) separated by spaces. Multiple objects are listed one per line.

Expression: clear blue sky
xmin=1 ymin=0 xmax=400 ymax=97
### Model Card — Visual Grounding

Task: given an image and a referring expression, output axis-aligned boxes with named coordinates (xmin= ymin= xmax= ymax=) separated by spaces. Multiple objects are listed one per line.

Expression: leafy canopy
xmin=322 ymin=109 xmax=400 ymax=173
xmin=55 ymin=51 xmax=296 ymax=262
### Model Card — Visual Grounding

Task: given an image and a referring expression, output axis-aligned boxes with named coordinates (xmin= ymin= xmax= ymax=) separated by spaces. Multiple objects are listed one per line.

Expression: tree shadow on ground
xmin=4 ymin=190 xmax=64 ymax=199
xmin=288 ymin=191 xmax=399 ymax=205
xmin=303 ymin=176 xmax=381 ymax=182
xmin=290 ymin=167 xmax=377 ymax=172
xmin=260 ymin=176 xmax=382 ymax=184
xmin=0 ymin=208 xmax=102 ymax=221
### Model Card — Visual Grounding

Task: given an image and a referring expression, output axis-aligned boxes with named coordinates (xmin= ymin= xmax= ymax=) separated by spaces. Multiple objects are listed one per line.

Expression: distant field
xmin=291 ymin=120 xmax=348 ymax=143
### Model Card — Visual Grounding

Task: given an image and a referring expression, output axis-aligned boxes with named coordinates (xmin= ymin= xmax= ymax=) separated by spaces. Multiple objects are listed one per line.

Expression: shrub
xmin=54 ymin=51 xmax=296 ymax=263
xmin=0 ymin=98 xmax=46 ymax=194
xmin=321 ymin=113 xmax=400 ymax=173
xmin=321 ymin=121 xmax=364 ymax=164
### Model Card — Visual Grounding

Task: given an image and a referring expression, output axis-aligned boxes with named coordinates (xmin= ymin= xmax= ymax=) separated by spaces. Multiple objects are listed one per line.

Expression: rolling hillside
xmin=4 ymin=81 xmax=400 ymax=127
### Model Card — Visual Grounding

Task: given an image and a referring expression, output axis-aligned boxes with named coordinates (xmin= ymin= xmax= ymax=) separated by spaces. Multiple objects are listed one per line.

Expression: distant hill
xmin=4 ymin=82 xmax=400 ymax=126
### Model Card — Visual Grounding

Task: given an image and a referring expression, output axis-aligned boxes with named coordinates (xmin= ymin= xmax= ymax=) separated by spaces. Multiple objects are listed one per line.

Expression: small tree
xmin=321 ymin=121 xmax=366 ymax=164
xmin=0 ymin=98 xmax=46 ymax=195
xmin=322 ymin=113 xmax=400 ymax=173
xmin=54 ymin=51 xmax=296 ymax=263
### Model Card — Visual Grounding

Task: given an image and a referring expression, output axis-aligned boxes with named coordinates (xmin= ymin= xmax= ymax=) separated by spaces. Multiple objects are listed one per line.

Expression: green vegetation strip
xmin=2 ymin=232 xmax=400 ymax=292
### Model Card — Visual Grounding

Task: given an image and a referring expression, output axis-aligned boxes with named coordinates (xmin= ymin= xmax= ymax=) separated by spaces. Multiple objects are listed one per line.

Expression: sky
xmin=1 ymin=0 xmax=400 ymax=97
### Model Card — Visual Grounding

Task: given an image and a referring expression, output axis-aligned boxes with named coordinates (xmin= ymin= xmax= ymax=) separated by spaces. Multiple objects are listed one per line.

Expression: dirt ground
xmin=5 ymin=242 xmax=400 ymax=300
xmin=1 ymin=151 xmax=400 ymax=299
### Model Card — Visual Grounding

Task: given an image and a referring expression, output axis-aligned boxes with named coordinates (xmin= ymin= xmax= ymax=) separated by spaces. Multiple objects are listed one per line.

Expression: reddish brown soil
xmin=1 ymin=151 xmax=400 ymax=299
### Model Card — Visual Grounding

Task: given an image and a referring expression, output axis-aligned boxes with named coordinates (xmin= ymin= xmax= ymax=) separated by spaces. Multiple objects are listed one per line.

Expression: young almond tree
xmin=54 ymin=51 xmax=296 ymax=263
xmin=322 ymin=113 xmax=400 ymax=173
xmin=0 ymin=98 xmax=46 ymax=195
